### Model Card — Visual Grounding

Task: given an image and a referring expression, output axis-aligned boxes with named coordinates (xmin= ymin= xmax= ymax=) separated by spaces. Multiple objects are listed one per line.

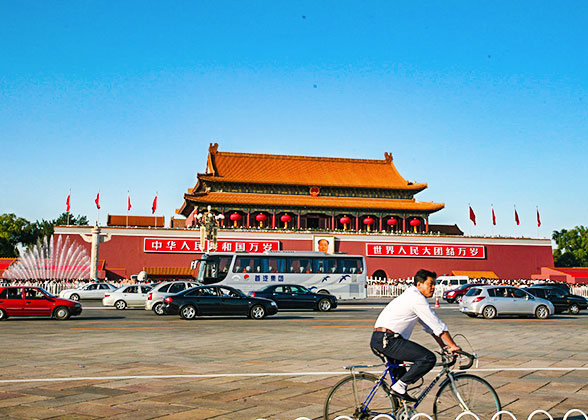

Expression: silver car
xmin=145 ymin=281 xmax=200 ymax=315
xmin=59 ymin=283 xmax=118 ymax=301
xmin=103 ymin=284 xmax=153 ymax=310
xmin=460 ymin=285 xmax=554 ymax=319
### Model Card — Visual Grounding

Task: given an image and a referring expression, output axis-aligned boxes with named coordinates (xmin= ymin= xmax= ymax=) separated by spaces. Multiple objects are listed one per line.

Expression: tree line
xmin=0 ymin=213 xmax=88 ymax=257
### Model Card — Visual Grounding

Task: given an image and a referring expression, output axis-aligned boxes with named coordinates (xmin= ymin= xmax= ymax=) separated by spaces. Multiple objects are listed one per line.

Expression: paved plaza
xmin=0 ymin=299 xmax=587 ymax=420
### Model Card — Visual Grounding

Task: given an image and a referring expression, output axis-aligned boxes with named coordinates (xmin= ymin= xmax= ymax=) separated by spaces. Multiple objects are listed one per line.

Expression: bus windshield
xmin=197 ymin=255 xmax=233 ymax=284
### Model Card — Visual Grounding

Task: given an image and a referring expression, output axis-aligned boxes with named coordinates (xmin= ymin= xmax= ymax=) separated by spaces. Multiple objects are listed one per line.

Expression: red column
xmin=247 ymin=212 xmax=250 ymax=228
xmin=379 ymin=216 xmax=382 ymax=231
xmin=426 ymin=217 xmax=429 ymax=233
xmin=402 ymin=217 xmax=406 ymax=233
xmin=272 ymin=212 xmax=276 ymax=229
xmin=221 ymin=212 xmax=224 ymax=228
xmin=355 ymin=215 xmax=359 ymax=231
xmin=331 ymin=215 xmax=335 ymax=230
xmin=297 ymin=212 xmax=301 ymax=229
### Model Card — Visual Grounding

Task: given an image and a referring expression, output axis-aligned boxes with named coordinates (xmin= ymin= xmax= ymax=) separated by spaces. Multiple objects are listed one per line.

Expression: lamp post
xmin=196 ymin=206 xmax=225 ymax=252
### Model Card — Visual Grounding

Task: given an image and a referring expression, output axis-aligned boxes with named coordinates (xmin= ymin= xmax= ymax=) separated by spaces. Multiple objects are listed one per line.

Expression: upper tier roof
xmin=201 ymin=143 xmax=427 ymax=190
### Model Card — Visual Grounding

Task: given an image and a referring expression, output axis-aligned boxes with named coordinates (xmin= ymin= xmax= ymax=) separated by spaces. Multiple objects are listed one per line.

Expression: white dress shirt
xmin=374 ymin=285 xmax=447 ymax=339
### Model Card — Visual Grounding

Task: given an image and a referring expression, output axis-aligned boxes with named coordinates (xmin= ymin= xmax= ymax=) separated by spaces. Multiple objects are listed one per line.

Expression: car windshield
xmin=259 ymin=285 xmax=274 ymax=292
xmin=38 ymin=288 xmax=56 ymax=298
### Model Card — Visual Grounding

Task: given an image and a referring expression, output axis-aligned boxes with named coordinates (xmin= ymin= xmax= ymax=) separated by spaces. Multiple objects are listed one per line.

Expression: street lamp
xmin=196 ymin=205 xmax=225 ymax=252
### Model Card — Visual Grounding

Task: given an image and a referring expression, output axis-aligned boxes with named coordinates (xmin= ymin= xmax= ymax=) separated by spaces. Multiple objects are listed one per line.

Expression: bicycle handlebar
xmin=441 ymin=349 xmax=476 ymax=370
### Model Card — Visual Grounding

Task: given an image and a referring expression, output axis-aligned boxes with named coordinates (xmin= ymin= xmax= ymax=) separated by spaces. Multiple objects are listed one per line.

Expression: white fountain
xmin=2 ymin=235 xmax=91 ymax=281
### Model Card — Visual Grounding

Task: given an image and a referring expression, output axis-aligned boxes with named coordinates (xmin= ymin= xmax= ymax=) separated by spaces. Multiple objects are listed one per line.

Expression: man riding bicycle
xmin=371 ymin=269 xmax=460 ymax=402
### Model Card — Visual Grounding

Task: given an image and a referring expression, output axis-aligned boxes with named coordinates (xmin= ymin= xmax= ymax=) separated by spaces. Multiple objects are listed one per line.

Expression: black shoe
xmin=390 ymin=389 xmax=417 ymax=403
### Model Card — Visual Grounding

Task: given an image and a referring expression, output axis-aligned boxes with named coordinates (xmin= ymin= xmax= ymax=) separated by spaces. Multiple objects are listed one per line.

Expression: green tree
xmin=0 ymin=212 xmax=89 ymax=257
xmin=0 ymin=214 xmax=37 ymax=257
xmin=552 ymin=226 xmax=588 ymax=267
xmin=32 ymin=212 xmax=89 ymax=239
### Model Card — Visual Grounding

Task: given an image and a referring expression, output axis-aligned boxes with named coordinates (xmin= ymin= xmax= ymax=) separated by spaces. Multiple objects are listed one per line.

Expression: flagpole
xmin=126 ymin=190 xmax=129 ymax=228
xmin=490 ymin=204 xmax=493 ymax=237
xmin=97 ymin=189 xmax=100 ymax=226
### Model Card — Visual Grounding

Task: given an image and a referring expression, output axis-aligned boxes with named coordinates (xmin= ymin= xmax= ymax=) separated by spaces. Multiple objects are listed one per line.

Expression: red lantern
xmin=340 ymin=216 xmax=351 ymax=230
xmin=363 ymin=217 xmax=374 ymax=232
xmin=280 ymin=214 xmax=291 ymax=228
xmin=410 ymin=218 xmax=421 ymax=233
xmin=229 ymin=212 xmax=241 ymax=227
xmin=256 ymin=213 xmax=267 ymax=227
xmin=387 ymin=218 xmax=397 ymax=226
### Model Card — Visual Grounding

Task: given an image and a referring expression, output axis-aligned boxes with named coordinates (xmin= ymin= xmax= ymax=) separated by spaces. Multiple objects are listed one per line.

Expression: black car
xmin=162 ymin=285 xmax=278 ymax=320
xmin=524 ymin=286 xmax=587 ymax=314
xmin=249 ymin=284 xmax=337 ymax=311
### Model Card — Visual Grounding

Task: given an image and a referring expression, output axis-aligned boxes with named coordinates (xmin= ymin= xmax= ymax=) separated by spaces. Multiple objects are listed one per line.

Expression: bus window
xmin=288 ymin=258 xmax=312 ymax=273
xmin=313 ymin=258 xmax=328 ymax=273
xmin=235 ymin=257 xmax=261 ymax=273
xmin=342 ymin=258 xmax=363 ymax=274
xmin=265 ymin=257 xmax=285 ymax=273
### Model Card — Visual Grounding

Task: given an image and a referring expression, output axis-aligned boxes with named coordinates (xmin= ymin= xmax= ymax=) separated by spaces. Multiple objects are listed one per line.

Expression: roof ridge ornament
xmin=384 ymin=152 xmax=393 ymax=163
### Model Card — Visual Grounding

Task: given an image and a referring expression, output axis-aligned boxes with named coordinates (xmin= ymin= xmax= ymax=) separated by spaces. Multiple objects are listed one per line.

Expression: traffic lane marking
xmin=3 ymin=366 xmax=588 ymax=384
xmin=70 ymin=325 xmax=199 ymax=330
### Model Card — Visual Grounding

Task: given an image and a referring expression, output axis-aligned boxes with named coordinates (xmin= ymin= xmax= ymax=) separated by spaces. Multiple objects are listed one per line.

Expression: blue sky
xmin=1 ymin=1 xmax=586 ymax=239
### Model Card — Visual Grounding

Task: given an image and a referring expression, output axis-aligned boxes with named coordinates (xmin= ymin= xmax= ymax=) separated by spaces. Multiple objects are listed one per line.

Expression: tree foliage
xmin=0 ymin=213 xmax=89 ymax=257
xmin=552 ymin=226 xmax=588 ymax=267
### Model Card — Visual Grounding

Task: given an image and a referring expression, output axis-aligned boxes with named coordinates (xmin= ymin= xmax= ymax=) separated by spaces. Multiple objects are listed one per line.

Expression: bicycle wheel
xmin=324 ymin=373 xmax=398 ymax=420
xmin=433 ymin=374 xmax=501 ymax=420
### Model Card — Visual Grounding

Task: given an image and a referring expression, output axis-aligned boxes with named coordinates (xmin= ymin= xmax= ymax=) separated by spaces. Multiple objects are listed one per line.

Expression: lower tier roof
xmin=182 ymin=192 xmax=444 ymax=214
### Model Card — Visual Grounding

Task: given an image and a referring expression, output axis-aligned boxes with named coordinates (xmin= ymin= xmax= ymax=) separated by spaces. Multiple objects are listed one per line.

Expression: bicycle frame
xmin=357 ymin=359 xmax=460 ymax=414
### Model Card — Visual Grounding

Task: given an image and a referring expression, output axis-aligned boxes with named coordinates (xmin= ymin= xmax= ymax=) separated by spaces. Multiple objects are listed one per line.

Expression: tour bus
xmin=190 ymin=251 xmax=368 ymax=299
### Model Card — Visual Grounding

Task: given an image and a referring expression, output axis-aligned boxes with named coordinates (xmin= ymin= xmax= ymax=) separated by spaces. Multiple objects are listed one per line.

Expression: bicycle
xmin=324 ymin=346 xmax=501 ymax=420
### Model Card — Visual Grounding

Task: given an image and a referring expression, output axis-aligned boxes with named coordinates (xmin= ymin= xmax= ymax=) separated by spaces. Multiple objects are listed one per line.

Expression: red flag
xmin=152 ymin=194 xmax=158 ymax=214
xmin=469 ymin=206 xmax=476 ymax=226
xmin=536 ymin=208 xmax=541 ymax=227
xmin=66 ymin=193 xmax=71 ymax=212
xmin=127 ymin=194 xmax=132 ymax=211
xmin=491 ymin=208 xmax=496 ymax=226
xmin=514 ymin=208 xmax=520 ymax=225
xmin=95 ymin=192 xmax=101 ymax=210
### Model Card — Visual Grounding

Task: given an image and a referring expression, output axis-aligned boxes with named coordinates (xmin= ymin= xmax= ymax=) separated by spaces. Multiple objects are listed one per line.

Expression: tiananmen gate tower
xmin=54 ymin=143 xmax=554 ymax=282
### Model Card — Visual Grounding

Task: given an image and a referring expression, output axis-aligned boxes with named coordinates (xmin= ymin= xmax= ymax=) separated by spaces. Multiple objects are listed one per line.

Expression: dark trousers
xmin=370 ymin=331 xmax=436 ymax=385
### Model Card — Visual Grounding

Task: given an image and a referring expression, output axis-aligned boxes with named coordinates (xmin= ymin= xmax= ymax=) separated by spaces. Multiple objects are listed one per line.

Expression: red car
xmin=443 ymin=283 xmax=484 ymax=303
xmin=0 ymin=286 xmax=82 ymax=320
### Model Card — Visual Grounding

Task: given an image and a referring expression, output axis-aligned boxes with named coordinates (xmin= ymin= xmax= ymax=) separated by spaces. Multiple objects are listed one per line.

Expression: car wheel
xmin=53 ymin=306 xmax=70 ymax=320
xmin=114 ymin=300 xmax=127 ymax=310
xmin=250 ymin=304 xmax=266 ymax=319
xmin=0 ymin=309 xmax=7 ymax=321
xmin=152 ymin=302 xmax=165 ymax=316
xmin=456 ymin=296 xmax=463 ymax=303
xmin=466 ymin=313 xmax=477 ymax=318
xmin=317 ymin=289 xmax=329 ymax=295
xmin=569 ymin=304 xmax=580 ymax=315
xmin=180 ymin=305 xmax=197 ymax=320
xmin=70 ymin=294 xmax=80 ymax=301
xmin=535 ymin=305 xmax=549 ymax=319
xmin=482 ymin=305 xmax=497 ymax=319
xmin=318 ymin=298 xmax=332 ymax=312
xmin=446 ymin=298 xmax=454 ymax=304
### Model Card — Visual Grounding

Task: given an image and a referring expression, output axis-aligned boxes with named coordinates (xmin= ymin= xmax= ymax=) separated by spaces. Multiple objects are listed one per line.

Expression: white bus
xmin=190 ymin=251 xmax=367 ymax=299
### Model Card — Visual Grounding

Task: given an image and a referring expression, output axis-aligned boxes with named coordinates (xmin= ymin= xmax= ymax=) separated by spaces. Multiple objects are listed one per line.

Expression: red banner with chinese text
xmin=366 ymin=243 xmax=485 ymax=259
xmin=144 ymin=238 xmax=280 ymax=253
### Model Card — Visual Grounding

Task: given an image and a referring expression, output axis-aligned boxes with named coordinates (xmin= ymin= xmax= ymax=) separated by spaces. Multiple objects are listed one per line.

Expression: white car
xmin=460 ymin=285 xmax=555 ymax=319
xmin=103 ymin=285 xmax=153 ymax=310
xmin=59 ymin=283 xmax=118 ymax=301
xmin=145 ymin=281 xmax=200 ymax=315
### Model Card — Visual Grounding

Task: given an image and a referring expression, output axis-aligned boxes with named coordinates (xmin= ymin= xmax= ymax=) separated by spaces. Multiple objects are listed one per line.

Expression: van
xmin=436 ymin=276 xmax=469 ymax=288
